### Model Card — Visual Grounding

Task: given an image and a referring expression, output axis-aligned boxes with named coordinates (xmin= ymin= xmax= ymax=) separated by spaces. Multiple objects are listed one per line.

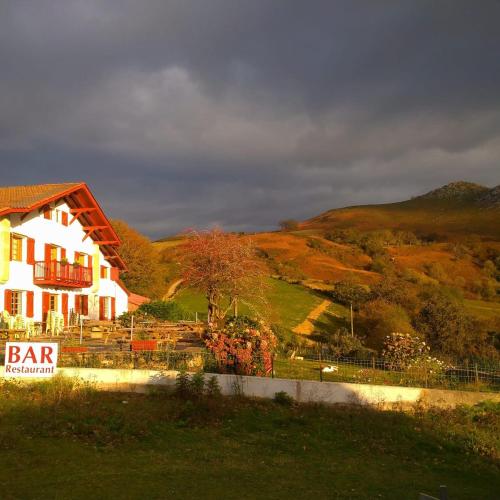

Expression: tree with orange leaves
xmin=180 ymin=228 xmax=265 ymax=325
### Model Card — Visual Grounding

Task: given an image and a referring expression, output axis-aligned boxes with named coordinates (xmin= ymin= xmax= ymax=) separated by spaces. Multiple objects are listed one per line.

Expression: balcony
xmin=33 ymin=261 xmax=93 ymax=288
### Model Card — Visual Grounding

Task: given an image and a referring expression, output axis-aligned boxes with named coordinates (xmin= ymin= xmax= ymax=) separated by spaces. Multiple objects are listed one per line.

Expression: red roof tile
xmin=0 ymin=182 xmax=83 ymax=212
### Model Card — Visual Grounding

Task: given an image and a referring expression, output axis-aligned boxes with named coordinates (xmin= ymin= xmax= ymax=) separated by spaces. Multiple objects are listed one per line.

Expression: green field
xmin=0 ymin=378 xmax=498 ymax=499
xmin=175 ymin=277 xmax=324 ymax=331
xmin=465 ymin=299 xmax=500 ymax=320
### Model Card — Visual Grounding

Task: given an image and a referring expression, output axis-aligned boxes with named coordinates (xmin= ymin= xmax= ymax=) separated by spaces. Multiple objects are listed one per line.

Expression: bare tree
xmin=180 ymin=228 xmax=265 ymax=325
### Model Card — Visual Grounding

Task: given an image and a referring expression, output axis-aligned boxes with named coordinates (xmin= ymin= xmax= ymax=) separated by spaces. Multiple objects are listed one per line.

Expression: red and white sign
xmin=4 ymin=342 xmax=58 ymax=378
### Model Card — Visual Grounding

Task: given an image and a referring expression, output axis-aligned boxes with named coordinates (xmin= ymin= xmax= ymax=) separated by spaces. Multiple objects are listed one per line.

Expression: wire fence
xmin=40 ymin=350 xmax=500 ymax=392
xmin=1 ymin=345 xmax=498 ymax=392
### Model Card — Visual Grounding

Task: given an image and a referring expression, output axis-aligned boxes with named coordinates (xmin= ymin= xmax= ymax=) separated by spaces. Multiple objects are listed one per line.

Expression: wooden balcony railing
xmin=33 ymin=261 xmax=93 ymax=288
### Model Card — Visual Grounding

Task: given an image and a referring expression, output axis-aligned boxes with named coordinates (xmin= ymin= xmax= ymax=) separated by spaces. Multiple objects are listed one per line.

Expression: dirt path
xmin=163 ymin=279 xmax=184 ymax=300
xmin=293 ymin=299 xmax=331 ymax=335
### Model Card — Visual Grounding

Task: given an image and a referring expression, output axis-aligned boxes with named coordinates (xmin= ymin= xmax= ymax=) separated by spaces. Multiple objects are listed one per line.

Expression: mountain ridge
xmin=303 ymin=181 xmax=500 ymax=239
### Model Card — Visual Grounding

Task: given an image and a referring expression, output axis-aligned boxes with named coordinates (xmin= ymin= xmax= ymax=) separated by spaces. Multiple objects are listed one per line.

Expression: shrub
xmin=327 ymin=327 xmax=365 ymax=357
xmin=273 ymin=391 xmax=294 ymax=406
xmin=279 ymin=219 xmax=299 ymax=231
xmin=174 ymin=370 xmax=192 ymax=399
xmin=138 ymin=300 xmax=186 ymax=321
xmin=189 ymin=371 xmax=206 ymax=399
xmin=205 ymin=316 xmax=277 ymax=376
xmin=359 ymin=299 xmax=415 ymax=351
xmin=330 ymin=281 xmax=370 ymax=308
xmin=205 ymin=376 xmax=222 ymax=398
xmin=382 ymin=332 xmax=432 ymax=371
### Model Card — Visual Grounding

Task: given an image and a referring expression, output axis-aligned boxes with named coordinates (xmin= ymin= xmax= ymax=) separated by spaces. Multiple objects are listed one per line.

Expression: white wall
xmin=9 ymin=367 xmax=498 ymax=409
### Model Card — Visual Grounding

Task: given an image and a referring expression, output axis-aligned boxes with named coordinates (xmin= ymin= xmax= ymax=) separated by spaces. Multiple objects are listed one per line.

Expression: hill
xmin=302 ymin=181 xmax=500 ymax=240
xmin=152 ymin=180 xmax=499 ymax=355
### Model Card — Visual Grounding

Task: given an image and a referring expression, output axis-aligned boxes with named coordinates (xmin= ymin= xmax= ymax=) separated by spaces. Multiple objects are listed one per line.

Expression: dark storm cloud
xmin=1 ymin=1 xmax=499 ymax=237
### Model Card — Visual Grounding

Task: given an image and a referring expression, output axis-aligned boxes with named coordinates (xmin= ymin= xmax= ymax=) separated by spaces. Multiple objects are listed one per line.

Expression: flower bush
xmin=205 ymin=316 xmax=277 ymax=376
xmin=382 ymin=332 xmax=447 ymax=375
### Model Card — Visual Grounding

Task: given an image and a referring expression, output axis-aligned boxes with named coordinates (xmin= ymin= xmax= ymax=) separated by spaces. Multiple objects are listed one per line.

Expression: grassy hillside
xmin=152 ymin=181 xmax=499 ymax=359
xmin=303 ymin=181 xmax=500 ymax=240
xmin=176 ymin=277 xmax=324 ymax=332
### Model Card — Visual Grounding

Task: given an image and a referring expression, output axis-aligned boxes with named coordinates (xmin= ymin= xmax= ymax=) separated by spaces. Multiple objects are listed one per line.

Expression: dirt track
xmin=293 ymin=299 xmax=331 ymax=335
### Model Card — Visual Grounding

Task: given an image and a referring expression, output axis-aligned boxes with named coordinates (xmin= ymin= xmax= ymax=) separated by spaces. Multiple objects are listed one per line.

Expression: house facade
xmin=0 ymin=182 xmax=129 ymax=332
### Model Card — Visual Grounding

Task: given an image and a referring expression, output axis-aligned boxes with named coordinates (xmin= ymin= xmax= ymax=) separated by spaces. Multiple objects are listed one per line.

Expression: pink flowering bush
xmin=205 ymin=316 xmax=276 ymax=376
xmin=382 ymin=332 xmax=446 ymax=373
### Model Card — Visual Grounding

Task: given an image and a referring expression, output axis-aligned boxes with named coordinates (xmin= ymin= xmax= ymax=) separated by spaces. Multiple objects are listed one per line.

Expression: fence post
xmin=319 ymin=346 xmax=323 ymax=382
xmin=474 ymin=363 xmax=479 ymax=385
xmin=271 ymin=354 xmax=274 ymax=378
xmin=371 ymin=356 xmax=375 ymax=371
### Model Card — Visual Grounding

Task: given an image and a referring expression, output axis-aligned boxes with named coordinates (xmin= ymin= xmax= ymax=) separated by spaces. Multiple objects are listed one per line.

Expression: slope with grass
xmin=175 ymin=277 xmax=324 ymax=332
xmin=303 ymin=181 xmax=500 ymax=240
xmin=0 ymin=379 xmax=499 ymax=499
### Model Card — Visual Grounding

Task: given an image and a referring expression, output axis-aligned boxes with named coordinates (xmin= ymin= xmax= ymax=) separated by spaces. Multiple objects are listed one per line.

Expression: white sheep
xmin=321 ymin=365 xmax=338 ymax=373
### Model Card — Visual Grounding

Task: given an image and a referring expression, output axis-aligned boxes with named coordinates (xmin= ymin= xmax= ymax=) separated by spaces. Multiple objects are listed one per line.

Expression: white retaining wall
xmin=3 ymin=366 xmax=498 ymax=409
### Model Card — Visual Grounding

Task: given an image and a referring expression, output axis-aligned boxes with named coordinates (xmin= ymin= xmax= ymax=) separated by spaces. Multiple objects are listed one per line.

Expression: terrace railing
xmin=33 ymin=261 xmax=93 ymax=288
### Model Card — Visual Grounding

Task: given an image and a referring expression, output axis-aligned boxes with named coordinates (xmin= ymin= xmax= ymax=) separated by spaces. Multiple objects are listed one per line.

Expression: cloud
xmin=0 ymin=0 xmax=499 ymax=237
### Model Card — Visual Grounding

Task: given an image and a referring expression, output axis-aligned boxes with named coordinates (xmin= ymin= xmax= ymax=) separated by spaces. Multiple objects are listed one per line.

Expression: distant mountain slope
xmin=303 ymin=181 xmax=500 ymax=239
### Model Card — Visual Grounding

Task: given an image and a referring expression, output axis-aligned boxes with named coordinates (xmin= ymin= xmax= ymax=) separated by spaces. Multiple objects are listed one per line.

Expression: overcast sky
xmin=1 ymin=1 xmax=499 ymax=238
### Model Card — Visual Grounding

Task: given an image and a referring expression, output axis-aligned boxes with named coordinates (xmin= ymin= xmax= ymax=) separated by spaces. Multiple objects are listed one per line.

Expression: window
xmin=76 ymin=253 xmax=86 ymax=266
xmin=11 ymin=235 xmax=23 ymax=261
xmin=49 ymin=294 xmax=58 ymax=312
xmin=44 ymin=208 xmax=52 ymax=220
xmin=100 ymin=266 xmax=109 ymax=279
xmin=75 ymin=295 xmax=89 ymax=316
xmin=50 ymin=246 xmax=58 ymax=261
xmin=11 ymin=291 xmax=22 ymax=316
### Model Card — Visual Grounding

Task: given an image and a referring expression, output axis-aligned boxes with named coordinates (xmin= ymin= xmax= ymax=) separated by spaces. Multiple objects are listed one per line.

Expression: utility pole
xmin=350 ymin=303 xmax=354 ymax=337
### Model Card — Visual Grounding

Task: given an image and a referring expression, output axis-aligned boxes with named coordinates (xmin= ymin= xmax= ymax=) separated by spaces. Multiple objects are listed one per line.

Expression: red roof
xmin=0 ymin=182 xmax=126 ymax=270
xmin=129 ymin=293 xmax=150 ymax=306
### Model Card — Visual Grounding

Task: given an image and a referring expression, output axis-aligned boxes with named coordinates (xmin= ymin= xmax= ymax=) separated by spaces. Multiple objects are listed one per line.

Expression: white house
xmin=0 ymin=182 xmax=129 ymax=332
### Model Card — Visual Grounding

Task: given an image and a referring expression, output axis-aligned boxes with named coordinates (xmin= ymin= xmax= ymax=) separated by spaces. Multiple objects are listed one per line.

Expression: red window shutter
xmin=111 ymin=297 xmax=116 ymax=320
xmin=61 ymin=212 xmax=68 ymax=226
xmin=42 ymin=291 xmax=50 ymax=325
xmin=44 ymin=208 xmax=51 ymax=220
xmin=26 ymin=291 xmax=34 ymax=318
xmin=27 ymin=238 xmax=35 ymax=265
xmin=42 ymin=292 xmax=50 ymax=313
xmin=74 ymin=295 xmax=80 ymax=314
xmin=62 ymin=293 xmax=68 ymax=326
xmin=100 ymin=265 xmax=106 ymax=279
xmin=99 ymin=296 xmax=105 ymax=320
xmin=88 ymin=255 xmax=93 ymax=270
xmin=61 ymin=248 xmax=66 ymax=260
xmin=44 ymin=244 xmax=52 ymax=264
xmin=110 ymin=267 xmax=119 ymax=281
xmin=4 ymin=290 xmax=12 ymax=314
xmin=82 ymin=295 xmax=89 ymax=316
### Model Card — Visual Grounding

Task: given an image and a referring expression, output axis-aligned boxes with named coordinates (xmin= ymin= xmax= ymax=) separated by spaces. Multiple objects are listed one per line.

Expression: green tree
xmin=111 ymin=219 xmax=165 ymax=298
xmin=330 ymin=281 xmax=370 ymax=309
xmin=360 ymin=299 xmax=415 ymax=352
xmin=414 ymin=293 xmax=493 ymax=360
xmin=279 ymin=219 xmax=299 ymax=231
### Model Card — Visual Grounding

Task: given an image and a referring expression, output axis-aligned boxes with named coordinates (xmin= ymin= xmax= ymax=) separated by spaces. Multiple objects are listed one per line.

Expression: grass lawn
xmin=273 ymin=358 xmax=499 ymax=392
xmin=175 ymin=278 xmax=324 ymax=332
xmin=0 ymin=378 xmax=498 ymax=499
